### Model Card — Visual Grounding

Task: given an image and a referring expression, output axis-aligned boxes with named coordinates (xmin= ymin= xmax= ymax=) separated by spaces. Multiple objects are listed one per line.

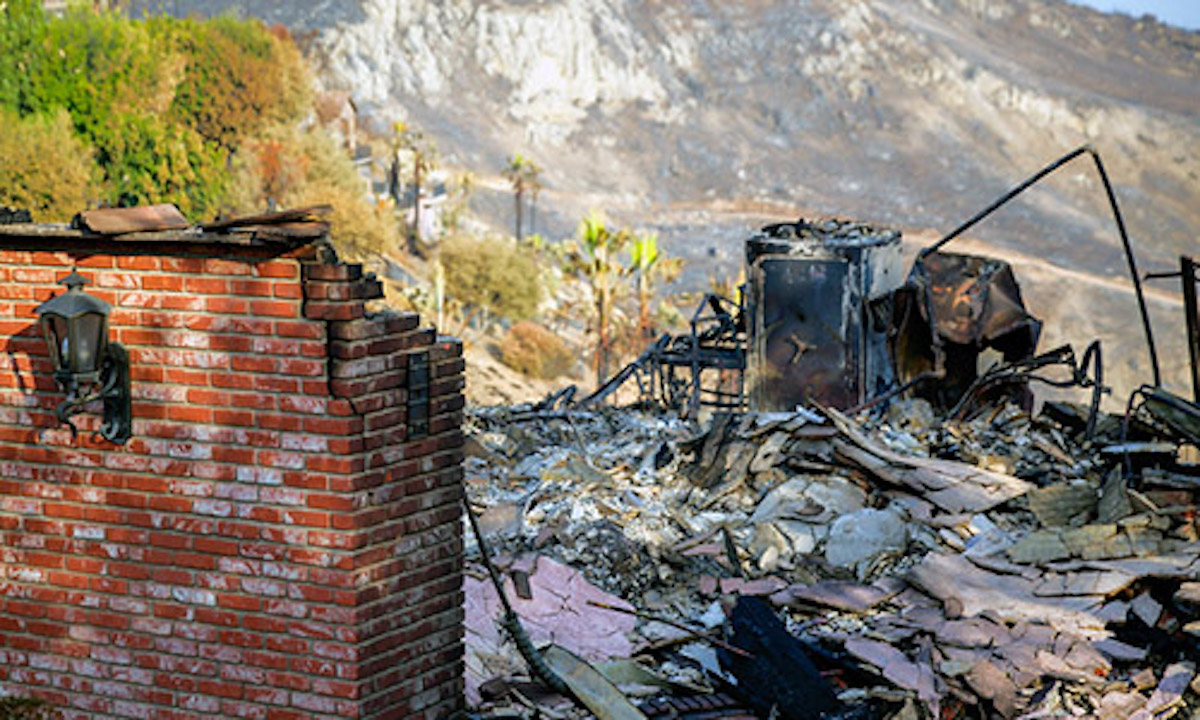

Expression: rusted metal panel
xmin=745 ymin=220 xmax=903 ymax=411
xmin=917 ymin=252 xmax=1040 ymax=347
xmin=74 ymin=204 xmax=191 ymax=235
xmin=893 ymin=251 xmax=1041 ymax=409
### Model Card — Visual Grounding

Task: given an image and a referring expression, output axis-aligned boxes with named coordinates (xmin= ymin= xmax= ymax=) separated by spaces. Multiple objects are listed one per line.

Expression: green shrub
xmin=91 ymin=113 xmax=228 ymax=217
xmin=500 ymin=322 xmax=575 ymax=379
xmin=0 ymin=0 xmax=47 ymax=111
xmin=0 ymin=108 xmax=101 ymax=221
xmin=440 ymin=234 xmax=542 ymax=321
xmin=23 ymin=6 xmax=171 ymax=136
xmin=0 ymin=4 xmax=315 ymax=221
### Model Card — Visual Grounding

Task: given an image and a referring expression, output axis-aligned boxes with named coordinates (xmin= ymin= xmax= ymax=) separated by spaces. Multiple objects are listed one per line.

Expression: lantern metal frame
xmin=35 ymin=271 xmax=132 ymax=444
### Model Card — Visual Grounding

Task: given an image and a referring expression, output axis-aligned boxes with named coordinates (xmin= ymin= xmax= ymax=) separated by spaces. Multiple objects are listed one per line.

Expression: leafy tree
xmin=0 ymin=108 xmax=102 ymax=221
xmin=22 ymin=8 xmax=175 ymax=140
xmin=628 ymin=231 xmax=683 ymax=343
xmin=0 ymin=4 xmax=315 ymax=221
xmin=564 ymin=212 xmax=631 ymax=384
xmin=91 ymin=114 xmax=228 ymax=215
xmin=502 ymin=153 xmax=541 ymax=241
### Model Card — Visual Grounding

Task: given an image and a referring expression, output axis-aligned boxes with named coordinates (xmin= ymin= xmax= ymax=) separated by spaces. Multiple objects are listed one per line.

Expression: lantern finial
xmin=59 ymin=270 xmax=90 ymax=290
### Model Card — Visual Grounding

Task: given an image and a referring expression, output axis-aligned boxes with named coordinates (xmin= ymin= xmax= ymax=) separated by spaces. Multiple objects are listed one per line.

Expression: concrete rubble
xmin=463 ymin=397 xmax=1200 ymax=719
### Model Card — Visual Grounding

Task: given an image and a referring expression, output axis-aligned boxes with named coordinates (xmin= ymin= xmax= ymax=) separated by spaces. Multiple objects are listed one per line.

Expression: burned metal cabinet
xmin=745 ymin=220 xmax=903 ymax=411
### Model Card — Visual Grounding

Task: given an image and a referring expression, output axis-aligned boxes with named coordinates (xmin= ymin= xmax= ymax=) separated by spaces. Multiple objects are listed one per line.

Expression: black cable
xmin=1079 ymin=340 xmax=1103 ymax=438
xmin=1090 ymin=150 xmax=1160 ymax=386
xmin=922 ymin=146 xmax=1090 ymax=256
xmin=921 ymin=145 xmax=1160 ymax=387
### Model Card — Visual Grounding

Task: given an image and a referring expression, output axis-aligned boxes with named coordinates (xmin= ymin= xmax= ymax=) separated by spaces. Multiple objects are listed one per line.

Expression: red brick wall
xmin=0 ymin=250 xmax=465 ymax=719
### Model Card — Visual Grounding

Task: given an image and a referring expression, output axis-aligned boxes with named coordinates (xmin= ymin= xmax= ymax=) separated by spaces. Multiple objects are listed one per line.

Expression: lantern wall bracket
xmin=54 ymin=343 xmax=132 ymax=444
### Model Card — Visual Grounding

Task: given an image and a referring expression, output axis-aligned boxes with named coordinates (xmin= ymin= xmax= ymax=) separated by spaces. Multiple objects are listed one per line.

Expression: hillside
xmin=133 ymin=0 xmax=1200 ymax=400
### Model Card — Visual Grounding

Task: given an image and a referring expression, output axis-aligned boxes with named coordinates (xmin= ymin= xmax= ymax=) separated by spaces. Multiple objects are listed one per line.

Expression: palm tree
xmin=628 ymin=231 xmax=683 ymax=343
xmin=503 ymin=153 xmax=541 ymax=241
xmin=525 ymin=159 xmax=542 ymax=238
xmin=565 ymin=212 xmax=631 ymax=384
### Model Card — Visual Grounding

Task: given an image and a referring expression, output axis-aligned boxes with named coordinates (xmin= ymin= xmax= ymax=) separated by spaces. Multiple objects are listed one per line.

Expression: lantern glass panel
xmin=72 ymin=312 xmax=106 ymax=376
xmin=43 ymin=315 xmax=68 ymax=372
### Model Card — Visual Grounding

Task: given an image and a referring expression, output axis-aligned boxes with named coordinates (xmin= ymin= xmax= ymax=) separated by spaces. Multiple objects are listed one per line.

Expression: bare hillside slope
xmin=134 ymin=0 xmax=1200 ymax=397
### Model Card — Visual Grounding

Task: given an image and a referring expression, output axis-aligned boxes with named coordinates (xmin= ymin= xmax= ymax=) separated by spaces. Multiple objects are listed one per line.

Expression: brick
xmin=162 ymin=258 xmax=206 ymax=273
xmin=140 ymin=275 xmax=183 ymax=291
xmin=328 ymin=313 xmax=420 ymax=341
xmin=302 ymin=263 xmax=363 ymax=282
xmin=207 ymin=297 xmax=250 ymax=314
xmin=209 ymin=335 xmax=255 ymax=353
xmin=213 ymin=409 xmax=255 ymax=427
xmin=203 ymin=259 xmax=254 ymax=276
xmin=255 ymin=260 xmax=299 ymax=279
xmin=273 ymin=282 xmax=302 ymax=300
xmin=304 ymin=301 xmax=366 ymax=322
xmin=251 ymin=300 xmax=299 ymax=318
xmin=304 ymin=279 xmax=382 ymax=302
xmin=274 ymin=321 xmax=324 ymax=340
xmin=278 ymin=358 xmax=323 ymax=376
xmin=231 ymin=279 xmax=273 ymax=296
xmin=162 ymin=294 xmax=207 ymax=311
xmin=76 ymin=255 xmax=115 ymax=268
xmin=97 ymin=272 xmax=140 ymax=289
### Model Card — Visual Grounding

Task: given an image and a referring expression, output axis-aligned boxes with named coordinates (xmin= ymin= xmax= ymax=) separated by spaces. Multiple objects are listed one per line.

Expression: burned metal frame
xmin=1186 ymin=255 xmax=1200 ymax=405
xmin=751 ymin=146 xmax=1152 ymax=417
xmin=1119 ymin=384 xmax=1200 ymax=481
xmin=1145 ymin=255 xmax=1200 ymax=404
xmin=578 ymin=292 xmax=746 ymax=413
xmin=867 ymin=145 xmax=1163 ymax=421
xmin=1118 ymin=255 xmax=1200 ymax=479
xmin=947 ymin=342 xmax=1105 ymax=436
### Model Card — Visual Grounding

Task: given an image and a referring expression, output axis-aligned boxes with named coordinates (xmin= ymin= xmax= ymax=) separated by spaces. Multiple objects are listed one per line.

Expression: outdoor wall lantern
xmin=35 ymin=271 xmax=132 ymax=444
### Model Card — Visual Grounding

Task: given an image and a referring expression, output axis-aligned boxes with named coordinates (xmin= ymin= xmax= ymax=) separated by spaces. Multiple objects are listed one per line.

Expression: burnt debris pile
xmin=464 ymin=149 xmax=1200 ymax=718
xmin=464 ymin=391 xmax=1200 ymax=719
